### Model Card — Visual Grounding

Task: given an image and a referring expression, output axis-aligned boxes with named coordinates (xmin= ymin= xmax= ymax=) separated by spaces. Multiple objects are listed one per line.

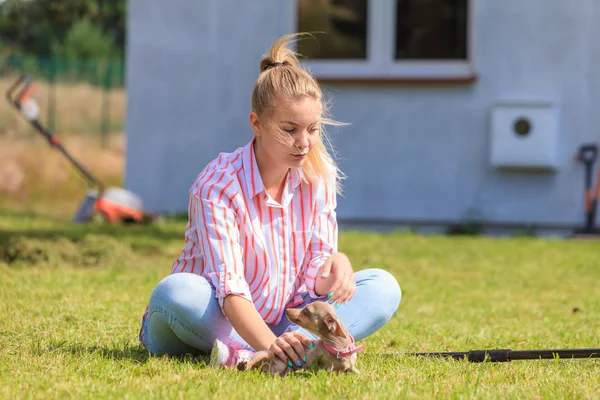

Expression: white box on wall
xmin=489 ymin=101 xmax=560 ymax=171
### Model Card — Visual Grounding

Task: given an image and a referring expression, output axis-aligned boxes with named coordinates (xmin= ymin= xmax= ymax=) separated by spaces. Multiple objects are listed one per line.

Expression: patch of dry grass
xmin=0 ymin=75 xmax=126 ymax=137
xmin=0 ymin=133 xmax=125 ymax=217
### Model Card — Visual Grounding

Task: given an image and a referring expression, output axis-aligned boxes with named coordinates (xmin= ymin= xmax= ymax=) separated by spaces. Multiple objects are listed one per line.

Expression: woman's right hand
xmin=269 ymin=331 xmax=312 ymax=369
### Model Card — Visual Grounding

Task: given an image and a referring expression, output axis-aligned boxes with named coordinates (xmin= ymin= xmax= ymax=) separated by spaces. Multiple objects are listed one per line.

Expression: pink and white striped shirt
xmin=170 ymin=138 xmax=338 ymax=325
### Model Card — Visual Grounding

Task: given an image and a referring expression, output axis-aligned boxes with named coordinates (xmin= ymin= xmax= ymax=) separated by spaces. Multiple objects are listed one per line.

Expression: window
xmin=395 ymin=0 xmax=468 ymax=60
xmin=293 ymin=0 xmax=474 ymax=81
xmin=297 ymin=0 xmax=368 ymax=60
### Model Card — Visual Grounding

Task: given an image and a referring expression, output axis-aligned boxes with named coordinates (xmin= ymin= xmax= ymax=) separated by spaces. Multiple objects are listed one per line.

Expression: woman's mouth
xmin=292 ymin=153 xmax=307 ymax=160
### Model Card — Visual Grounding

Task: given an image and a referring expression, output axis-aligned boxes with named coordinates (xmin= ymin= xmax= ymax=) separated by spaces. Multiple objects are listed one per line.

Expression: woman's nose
xmin=295 ymin=131 xmax=310 ymax=148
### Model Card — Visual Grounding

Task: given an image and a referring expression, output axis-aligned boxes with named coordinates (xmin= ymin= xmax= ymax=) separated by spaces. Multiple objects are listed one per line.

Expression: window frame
xmin=289 ymin=0 xmax=476 ymax=83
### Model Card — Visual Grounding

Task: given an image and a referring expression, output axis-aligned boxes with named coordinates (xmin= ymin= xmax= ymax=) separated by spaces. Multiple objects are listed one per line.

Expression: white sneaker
xmin=210 ymin=339 xmax=254 ymax=368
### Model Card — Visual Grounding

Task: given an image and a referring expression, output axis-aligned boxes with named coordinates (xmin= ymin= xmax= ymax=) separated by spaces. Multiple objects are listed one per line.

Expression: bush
xmin=51 ymin=18 xmax=116 ymax=63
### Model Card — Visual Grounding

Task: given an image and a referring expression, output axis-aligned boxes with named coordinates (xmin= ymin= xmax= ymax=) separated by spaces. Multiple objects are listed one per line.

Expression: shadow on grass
xmin=43 ymin=341 xmax=411 ymax=377
xmin=46 ymin=341 xmax=211 ymax=366
xmin=0 ymin=210 xmax=190 ymax=263
xmin=0 ymin=210 xmax=185 ymax=240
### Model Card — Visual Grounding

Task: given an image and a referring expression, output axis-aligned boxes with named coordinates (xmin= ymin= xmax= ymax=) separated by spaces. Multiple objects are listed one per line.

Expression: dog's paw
xmin=243 ymin=350 xmax=275 ymax=371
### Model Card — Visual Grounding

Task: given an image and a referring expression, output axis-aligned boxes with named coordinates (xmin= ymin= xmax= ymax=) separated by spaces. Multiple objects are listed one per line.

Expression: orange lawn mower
xmin=6 ymin=74 xmax=156 ymax=224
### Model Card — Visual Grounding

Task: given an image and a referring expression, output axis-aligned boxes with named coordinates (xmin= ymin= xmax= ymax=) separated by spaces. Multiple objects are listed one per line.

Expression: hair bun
xmin=261 ymin=60 xmax=291 ymax=73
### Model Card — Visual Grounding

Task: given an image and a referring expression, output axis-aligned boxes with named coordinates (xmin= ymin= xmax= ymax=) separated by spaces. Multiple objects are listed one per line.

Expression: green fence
xmin=0 ymin=55 xmax=126 ymax=147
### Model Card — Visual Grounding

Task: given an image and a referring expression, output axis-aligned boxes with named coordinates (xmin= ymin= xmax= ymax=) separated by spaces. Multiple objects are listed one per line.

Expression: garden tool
xmin=6 ymin=73 xmax=156 ymax=224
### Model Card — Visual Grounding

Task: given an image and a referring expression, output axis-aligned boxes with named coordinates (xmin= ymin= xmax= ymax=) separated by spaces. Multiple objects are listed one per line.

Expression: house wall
xmin=125 ymin=0 xmax=600 ymax=230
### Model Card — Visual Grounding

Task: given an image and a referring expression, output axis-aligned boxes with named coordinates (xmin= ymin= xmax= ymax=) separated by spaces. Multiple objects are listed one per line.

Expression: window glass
xmin=395 ymin=0 xmax=468 ymax=60
xmin=297 ymin=0 xmax=368 ymax=59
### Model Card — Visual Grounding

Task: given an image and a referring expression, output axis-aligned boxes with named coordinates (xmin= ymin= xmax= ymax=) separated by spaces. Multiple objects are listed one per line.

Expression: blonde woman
xmin=138 ymin=34 xmax=401 ymax=370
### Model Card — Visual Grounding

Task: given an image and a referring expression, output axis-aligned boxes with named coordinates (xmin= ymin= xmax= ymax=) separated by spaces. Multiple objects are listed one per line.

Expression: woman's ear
xmin=249 ymin=112 xmax=261 ymax=137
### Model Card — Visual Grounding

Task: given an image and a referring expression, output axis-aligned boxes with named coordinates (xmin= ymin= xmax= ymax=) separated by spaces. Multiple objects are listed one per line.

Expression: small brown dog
xmin=238 ymin=301 xmax=363 ymax=375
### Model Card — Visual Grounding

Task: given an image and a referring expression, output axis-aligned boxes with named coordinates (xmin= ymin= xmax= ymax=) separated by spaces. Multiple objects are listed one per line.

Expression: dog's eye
xmin=302 ymin=308 xmax=309 ymax=315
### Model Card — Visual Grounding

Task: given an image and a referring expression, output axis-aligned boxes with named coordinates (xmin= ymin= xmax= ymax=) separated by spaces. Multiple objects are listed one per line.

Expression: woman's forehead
xmin=270 ymin=96 xmax=321 ymax=121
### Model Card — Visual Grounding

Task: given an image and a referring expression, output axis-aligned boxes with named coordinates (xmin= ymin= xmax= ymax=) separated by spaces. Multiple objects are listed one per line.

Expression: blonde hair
xmin=251 ymin=33 xmax=345 ymax=194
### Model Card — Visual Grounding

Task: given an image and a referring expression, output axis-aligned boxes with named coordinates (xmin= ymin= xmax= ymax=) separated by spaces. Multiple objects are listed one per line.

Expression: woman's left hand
xmin=315 ymin=252 xmax=355 ymax=306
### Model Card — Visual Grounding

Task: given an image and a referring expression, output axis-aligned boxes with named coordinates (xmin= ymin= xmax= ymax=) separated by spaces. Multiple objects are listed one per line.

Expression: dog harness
xmin=322 ymin=335 xmax=364 ymax=358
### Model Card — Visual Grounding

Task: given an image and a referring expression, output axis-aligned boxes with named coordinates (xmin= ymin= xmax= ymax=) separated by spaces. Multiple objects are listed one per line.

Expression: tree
xmin=51 ymin=17 xmax=115 ymax=62
xmin=0 ymin=0 xmax=126 ymax=58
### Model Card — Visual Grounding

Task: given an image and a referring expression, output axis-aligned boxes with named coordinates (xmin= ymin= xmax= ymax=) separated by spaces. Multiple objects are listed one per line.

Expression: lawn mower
xmin=574 ymin=143 xmax=600 ymax=236
xmin=6 ymin=73 xmax=156 ymax=224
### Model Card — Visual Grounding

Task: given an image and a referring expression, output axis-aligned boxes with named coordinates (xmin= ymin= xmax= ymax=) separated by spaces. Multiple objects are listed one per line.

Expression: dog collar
xmin=322 ymin=335 xmax=364 ymax=358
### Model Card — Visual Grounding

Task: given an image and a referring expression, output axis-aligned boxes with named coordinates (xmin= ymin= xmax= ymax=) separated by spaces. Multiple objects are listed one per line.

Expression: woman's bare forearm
xmin=222 ymin=295 xmax=277 ymax=351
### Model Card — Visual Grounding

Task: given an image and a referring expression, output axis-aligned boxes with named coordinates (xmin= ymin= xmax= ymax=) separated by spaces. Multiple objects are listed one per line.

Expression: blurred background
xmin=2 ymin=0 xmax=599 ymax=237
xmin=1 ymin=0 xmax=126 ymax=216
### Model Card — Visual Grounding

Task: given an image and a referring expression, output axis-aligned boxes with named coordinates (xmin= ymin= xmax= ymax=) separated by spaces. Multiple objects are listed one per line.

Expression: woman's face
xmin=250 ymin=96 xmax=321 ymax=170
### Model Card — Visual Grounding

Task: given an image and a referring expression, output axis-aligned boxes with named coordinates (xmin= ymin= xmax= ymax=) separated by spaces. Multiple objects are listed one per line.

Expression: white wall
xmin=125 ymin=0 xmax=600 ymax=231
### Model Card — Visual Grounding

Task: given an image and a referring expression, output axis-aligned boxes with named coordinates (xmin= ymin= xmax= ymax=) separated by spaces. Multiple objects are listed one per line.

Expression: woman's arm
xmin=194 ymin=179 xmax=310 ymax=366
xmin=222 ymin=295 xmax=277 ymax=351
xmin=223 ymin=295 xmax=311 ymax=367
xmin=314 ymin=252 xmax=355 ymax=304
xmin=300 ymin=182 xmax=356 ymax=304
xmin=314 ymin=252 xmax=344 ymax=296
xmin=301 ymin=182 xmax=348 ymax=297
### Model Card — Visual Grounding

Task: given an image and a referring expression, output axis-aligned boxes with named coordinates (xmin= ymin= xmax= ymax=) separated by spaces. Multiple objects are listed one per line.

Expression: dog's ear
xmin=324 ymin=314 xmax=345 ymax=338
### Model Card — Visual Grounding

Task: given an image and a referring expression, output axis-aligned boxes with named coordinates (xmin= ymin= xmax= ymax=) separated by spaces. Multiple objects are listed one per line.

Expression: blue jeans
xmin=139 ymin=268 xmax=402 ymax=355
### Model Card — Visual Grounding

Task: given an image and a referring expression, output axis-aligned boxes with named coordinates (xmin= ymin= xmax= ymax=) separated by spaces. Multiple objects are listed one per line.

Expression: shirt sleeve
xmin=194 ymin=196 xmax=252 ymax=310
xmin=300 ymin=181 xmax=339 ymax=299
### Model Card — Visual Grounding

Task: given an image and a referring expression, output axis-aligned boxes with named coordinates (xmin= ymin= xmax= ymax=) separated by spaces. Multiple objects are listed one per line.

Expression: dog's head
xmin=285 ymin=301 xmax=346 ymax=339
xmin=286 ymin=301 xmax=361 ymax=374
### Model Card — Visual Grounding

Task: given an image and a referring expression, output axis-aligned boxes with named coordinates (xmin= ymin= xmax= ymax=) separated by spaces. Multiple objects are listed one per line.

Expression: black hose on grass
xmin=403 ymin=348 xmax=600 ymax=362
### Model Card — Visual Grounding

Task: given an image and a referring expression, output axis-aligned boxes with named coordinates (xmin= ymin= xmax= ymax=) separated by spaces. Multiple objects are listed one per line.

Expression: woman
xmin=138 ymin=33 xmax=401 ymax=370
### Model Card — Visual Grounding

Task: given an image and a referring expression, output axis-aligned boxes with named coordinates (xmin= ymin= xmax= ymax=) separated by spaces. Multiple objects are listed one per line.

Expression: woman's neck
xmin=253 ymin=139 xmax=289 ymax=202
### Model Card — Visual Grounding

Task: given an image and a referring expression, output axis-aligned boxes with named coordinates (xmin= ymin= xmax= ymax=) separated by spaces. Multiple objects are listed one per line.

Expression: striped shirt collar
xmin=242 ymin=137 xmax=308 ymax=199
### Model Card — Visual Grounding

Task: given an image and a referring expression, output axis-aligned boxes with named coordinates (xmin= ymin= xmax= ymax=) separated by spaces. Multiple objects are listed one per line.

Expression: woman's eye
xmin=283 ymin=128 xmax=295 ymax=133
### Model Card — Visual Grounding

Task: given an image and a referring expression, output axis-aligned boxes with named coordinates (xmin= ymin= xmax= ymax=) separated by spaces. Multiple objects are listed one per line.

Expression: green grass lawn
xmin=1 ymin=211 xmax=599 ymax=399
